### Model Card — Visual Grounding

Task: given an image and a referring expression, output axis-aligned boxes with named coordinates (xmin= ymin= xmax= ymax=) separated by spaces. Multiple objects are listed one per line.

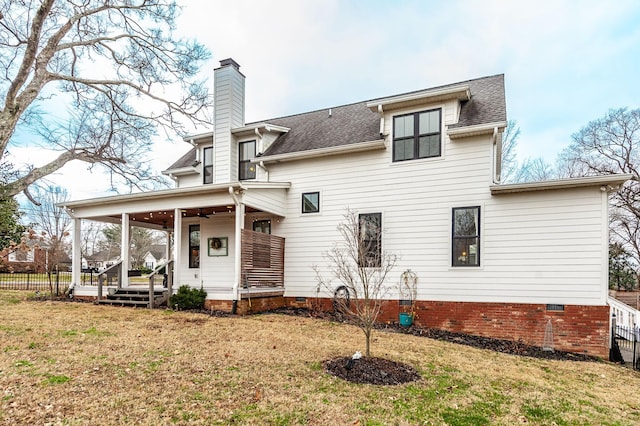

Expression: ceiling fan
xmin=197 ymin=208 xmax=209 ymax=218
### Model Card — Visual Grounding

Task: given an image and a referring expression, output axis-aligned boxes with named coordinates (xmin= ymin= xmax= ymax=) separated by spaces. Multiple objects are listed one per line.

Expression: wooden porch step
xmin=97 ymin=299 xmax=152 ymax=307
xmin=99 ymin=288 xmax=169 ymax=308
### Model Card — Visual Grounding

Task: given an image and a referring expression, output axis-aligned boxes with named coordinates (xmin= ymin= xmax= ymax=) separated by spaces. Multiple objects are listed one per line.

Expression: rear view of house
xmin=62 ymin=59 xmax=629 ymax=357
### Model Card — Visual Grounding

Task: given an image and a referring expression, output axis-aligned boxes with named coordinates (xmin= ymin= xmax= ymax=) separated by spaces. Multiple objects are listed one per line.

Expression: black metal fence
xmin=611 ymin=316 xmax=639 ymax=370
xmin=0 ymin=271 xmax=72 ymax=295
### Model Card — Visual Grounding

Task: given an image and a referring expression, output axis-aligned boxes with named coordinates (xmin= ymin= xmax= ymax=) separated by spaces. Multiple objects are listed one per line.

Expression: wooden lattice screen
xmin=240 ymin=229 xmax=285 ymax=289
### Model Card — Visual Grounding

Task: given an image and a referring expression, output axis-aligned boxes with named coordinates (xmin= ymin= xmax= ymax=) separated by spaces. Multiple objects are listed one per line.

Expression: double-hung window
xmin=452 ymin=207 xmax=480 ymax=267
xmin=359 ymin=213 xmax=382 ymax=267
xmin=393 ymin=108 xmax=441 ymax=161
xmin=203 ymin=147 xmax=213 ymax=184
xmin=239 ymin=140 xmax=256 ymax=180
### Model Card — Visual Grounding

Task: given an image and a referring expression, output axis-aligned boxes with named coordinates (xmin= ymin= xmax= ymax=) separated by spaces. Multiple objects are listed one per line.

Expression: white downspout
xmin=255 ymin=128 xmax=263 ymax=152
xmin=258 ymin=161 xmax=269 ymax=182
xmin=492 ymin=127 xmax=501 ymax=184
xmin=229 ymin=186 xmax=244 ymax=309
xmin=377 ymin=104 xmax=385 ymax=136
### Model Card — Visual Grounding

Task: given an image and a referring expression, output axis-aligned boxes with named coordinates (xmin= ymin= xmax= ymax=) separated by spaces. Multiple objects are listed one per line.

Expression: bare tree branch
xmin=314 ymin=209 xmax=398 ymax=357
xmin=0 ymin=0 xmax=211 ymax=201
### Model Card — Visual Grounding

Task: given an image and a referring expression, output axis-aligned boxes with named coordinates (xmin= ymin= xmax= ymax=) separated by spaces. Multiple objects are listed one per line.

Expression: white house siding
xmin=177 ymin=215 xmax=236 ymax=299
xmin=267 ymin=126 xmax=492 ymax=295
xmin=243 ymin=188 xmax=289 ymax=217
xmin=177 ymin=173 xmax=202 ymax=188
xmin=481 ymin=188 xmax=607 ymax=305
xmin=267 ymin=125 xmax=607 ymax=308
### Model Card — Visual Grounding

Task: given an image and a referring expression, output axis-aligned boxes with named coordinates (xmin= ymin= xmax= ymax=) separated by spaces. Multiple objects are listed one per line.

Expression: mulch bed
xmin=323 ymin=356 xmax=421 ymax=385
xmin=269 ymin=306 xmax=601 ymax=385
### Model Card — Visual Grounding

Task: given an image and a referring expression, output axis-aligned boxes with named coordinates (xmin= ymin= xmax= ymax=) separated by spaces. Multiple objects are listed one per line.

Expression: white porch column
xmin=72 ymin=218 xmax=82 ymax=286
xmin=172 ymin=208 xmax=182 ymax=295
xmin=233 ymin=202 xmax=245 ymax=301
xmin=121 ymin=213 xmax=130 ymax=288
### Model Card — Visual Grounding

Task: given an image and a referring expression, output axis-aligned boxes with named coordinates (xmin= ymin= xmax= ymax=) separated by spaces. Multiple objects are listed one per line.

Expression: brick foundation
xmin=204 ymin=296 xmax=286 ymax=315
xmin=285 ymin=297 xmax=610 ymax=358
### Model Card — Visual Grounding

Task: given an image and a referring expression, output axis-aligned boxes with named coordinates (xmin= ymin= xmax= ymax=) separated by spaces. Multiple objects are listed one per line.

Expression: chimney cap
xmin=219 ymin=58 xmax=240 ymax=70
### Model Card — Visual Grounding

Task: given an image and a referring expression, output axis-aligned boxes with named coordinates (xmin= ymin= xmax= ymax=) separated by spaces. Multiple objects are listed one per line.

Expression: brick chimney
xmin=213 ymin=58 xmax=245 ymax=183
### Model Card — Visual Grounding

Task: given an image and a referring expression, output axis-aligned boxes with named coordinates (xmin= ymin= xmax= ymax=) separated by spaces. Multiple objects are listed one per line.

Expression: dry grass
xmin=1 ymin=290 xmax=639 ymax=425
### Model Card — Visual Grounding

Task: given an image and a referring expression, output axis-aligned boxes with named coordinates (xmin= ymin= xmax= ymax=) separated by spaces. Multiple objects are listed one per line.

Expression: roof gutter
xmin=447 ymin=121 xmax=508 ymax=140
xmin=490 ymin=174 xmax=633 ymax=195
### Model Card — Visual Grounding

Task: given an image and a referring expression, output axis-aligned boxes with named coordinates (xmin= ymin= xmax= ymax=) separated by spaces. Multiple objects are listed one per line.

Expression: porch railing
xmin=147 ymin=260 xmax=173 ymax=308
xmin=240 ymin=229 xmax=285 ymax=297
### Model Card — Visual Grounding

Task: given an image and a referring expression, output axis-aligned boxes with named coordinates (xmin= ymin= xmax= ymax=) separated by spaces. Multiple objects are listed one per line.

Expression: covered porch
xmin=61 ymin=182 xmax=290 ymax=310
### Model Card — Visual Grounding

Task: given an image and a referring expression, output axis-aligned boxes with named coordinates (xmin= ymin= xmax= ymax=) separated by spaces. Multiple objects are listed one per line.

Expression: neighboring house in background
xmin=0 ymin=238 xmax=71 ymax=273
xmin=0 ymin=241 xmax=44 ymax=273
xmin=84 ymin=249 xmax=120 ymax=271
xmin=143 ymin=244 xmax=167 ymax=270
xmin=61 ymin=58 xmax=630 ymax=358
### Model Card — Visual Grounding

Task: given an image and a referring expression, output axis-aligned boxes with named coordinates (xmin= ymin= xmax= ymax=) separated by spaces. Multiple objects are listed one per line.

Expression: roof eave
xmin=259 ymin=139 xmax=386 ymax=164
xmin=161 ymin=166 xmax=198 ymax=176
xmin=182 ymin=132 xmax=214 ymax=143
xmin=231 ymin=122 xmax=291 ymax=136
xmin=448 ymin=121 xmax=508 ymax=140
xmin=366 ymin=85 xmax=471 ymax=112
xmin=490 ymin=174 xmax=633 ymax=195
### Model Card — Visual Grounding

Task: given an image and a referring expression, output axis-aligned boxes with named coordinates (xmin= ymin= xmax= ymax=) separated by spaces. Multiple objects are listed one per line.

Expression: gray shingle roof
xmin=165 ymin=74 xmax=505 ymax=170
xmin=448 ymin=74 xmax=506 ymax=129
xmin=148 ymin=244 xmax=166 ymax=260
xmin=166 ymin=147 xmax=197 ymax=171
xmin=260 ymin=101 xmax=381 ymax=156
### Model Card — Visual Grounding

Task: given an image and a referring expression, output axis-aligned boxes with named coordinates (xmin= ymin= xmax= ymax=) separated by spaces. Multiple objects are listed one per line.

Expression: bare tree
xmin=314 ymin=209 xmax=398 ymax=357
xmin=511 ymin=157 xmax=558 ymax=183
xmin=80 ymin=220 xmax=106 ymax=261
xmin=27 ymin=185 xmax=71 ymax=295
xmin=559 ymin=108 xmax=640 ymax=284
xmin=500 ymin=120 xmax=521 ymax=183
xmin=0 ymin=0 xmax=210 ymax=201
xmin=100 ymin=223 xmax=159 ymax=270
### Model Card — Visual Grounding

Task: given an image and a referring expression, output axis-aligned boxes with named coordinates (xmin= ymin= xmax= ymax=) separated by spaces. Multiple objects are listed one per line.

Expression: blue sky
xmin=10 ymin=0 xmax=640 ymax=201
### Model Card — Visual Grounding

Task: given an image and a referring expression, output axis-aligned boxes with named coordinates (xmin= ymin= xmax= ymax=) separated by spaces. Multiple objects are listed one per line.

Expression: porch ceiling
xmin=104 ymin=205 xmax=260 ymax=229
xmin=61 ymin=182 xmax=290 ymax=229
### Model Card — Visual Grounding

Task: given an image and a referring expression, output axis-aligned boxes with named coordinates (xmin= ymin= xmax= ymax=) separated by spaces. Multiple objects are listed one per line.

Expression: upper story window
xmin=452 ymin=206 xmax=480 ymax=267
xmin=302 ymin=192 xmax=320 ymax=214
xmin=239 ymin=140 xmax=256 ymax=180
xmin=203 ymin=147 xmax=213 ymax=184
xmin=393 ymin=108 xmax=441 ymax=162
